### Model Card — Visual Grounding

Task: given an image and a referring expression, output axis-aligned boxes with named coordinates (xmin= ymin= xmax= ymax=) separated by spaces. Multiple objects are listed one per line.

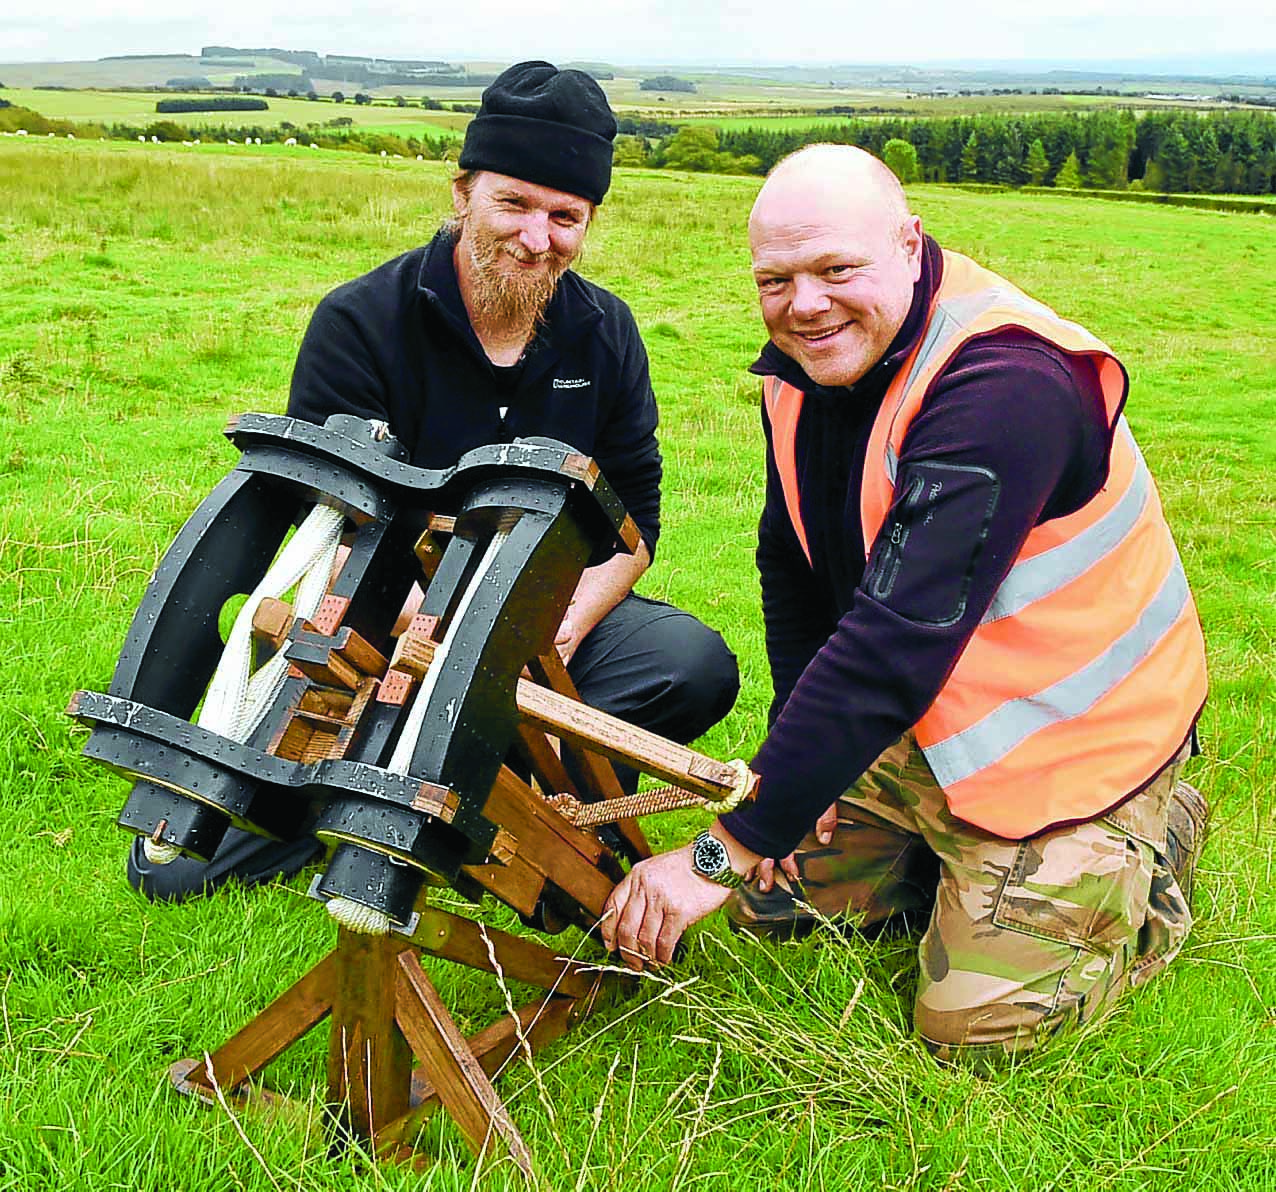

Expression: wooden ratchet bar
xmin=396 ymin=632 xmax=741 ymax=804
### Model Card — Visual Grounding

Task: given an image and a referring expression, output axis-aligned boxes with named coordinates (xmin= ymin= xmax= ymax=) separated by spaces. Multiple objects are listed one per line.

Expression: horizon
xmin=3 ymin=3 xmax=1275 ymax=77
xmin=4 ymin=49 xmax=1276 ymax=79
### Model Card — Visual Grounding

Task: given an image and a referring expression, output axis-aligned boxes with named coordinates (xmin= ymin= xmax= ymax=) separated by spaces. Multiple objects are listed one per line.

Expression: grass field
xmin=2 ymin=137 xmax=1274 ymax=1190
xmin=6 ymin=80 xmax=1244 ymax=139
xmin=1 ymin=88 xmax=470 ymax=136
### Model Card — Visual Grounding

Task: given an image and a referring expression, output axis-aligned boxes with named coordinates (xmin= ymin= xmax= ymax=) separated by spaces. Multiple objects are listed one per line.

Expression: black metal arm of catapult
xmin=67 ymin=412 xmax=643 ymax=929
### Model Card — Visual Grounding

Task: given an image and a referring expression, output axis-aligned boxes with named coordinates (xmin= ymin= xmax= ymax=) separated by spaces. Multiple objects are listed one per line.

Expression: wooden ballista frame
xmin=68 ymin=414 xmax=753 ymax=1177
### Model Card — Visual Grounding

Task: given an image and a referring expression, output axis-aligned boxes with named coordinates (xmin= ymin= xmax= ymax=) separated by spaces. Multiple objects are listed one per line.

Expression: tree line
xmin=620 ymin=109 xmax=1276 ymax=195
xmin=8 ymin=93 xmax=1275 ymax=197
xmin=0 ymin=102 xmax=460 ymax=160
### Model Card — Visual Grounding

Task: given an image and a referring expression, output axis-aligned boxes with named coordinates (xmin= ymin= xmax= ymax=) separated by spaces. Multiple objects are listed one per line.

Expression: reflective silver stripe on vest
xmin=884 ymin=443 xmax=899 ymax=485
xmin=901 ymin=280 xmax=1101 ymax=422
xmin=938 ymin=285 xmax=1076 ymax=341
xmin=883 ymin=303 xmax=958 ymax=487
xmin=924 ymin=558 xmax=1193 ymax=789
xmin=899 ymin=301 xmax=961 ymax=396
xmin=982 ymin=420 xmax=1149 ymax=624
xmin=883 ymin=284 xmax=1063 ymax=486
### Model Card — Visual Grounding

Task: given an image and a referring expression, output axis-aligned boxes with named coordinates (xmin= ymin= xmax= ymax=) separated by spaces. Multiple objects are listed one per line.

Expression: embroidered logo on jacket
xmin=553 ymin=378 xmax=591 ymax=389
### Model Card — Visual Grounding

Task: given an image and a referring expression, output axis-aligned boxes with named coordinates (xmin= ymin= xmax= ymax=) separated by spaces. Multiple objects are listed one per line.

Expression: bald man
xmin=602 ymin=145 xmax=1209 ymax=1067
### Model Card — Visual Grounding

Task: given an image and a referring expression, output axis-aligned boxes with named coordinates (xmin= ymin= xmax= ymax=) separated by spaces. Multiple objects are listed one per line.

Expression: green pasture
xmin=1 ymin=88 xmax=470 ymax=135
xmin=667 ymin=91 xmax=1196 ymax=126
xmin=5 ymin=79 xmax=1231 ymax=143
xmin=2 ymin=138 xmax=1274 ymax=1190
xmin=0 ymin=56 xmax=228 ymax=90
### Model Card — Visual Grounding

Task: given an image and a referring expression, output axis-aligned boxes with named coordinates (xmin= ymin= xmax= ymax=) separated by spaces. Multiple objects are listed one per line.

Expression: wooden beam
xmin=327 ymin=931 xmax=413 ymax=1138
xmin=461 ymin=852 xmax=546 ymax=918
xmin=185 ymin=951 xmax=337 ymax=1094
xmin=378 ymin=636 xmax=656 ymax=858
xmin=483 ymin=770 xmax=616 ymax=920
xmin=381 ymin=995 xmax=580 ymax=1153
xmin=170 ymin=1057 xmax=303 ymax=1113
xmin=394 ymin=951 xmax=534 ymax=1179
xmin=403 ymin=906 xmax=599 ymax=999
xmin=527 ymin=653 xmax=651 ymax=860
xmin=487 ymin=767 xmax=605 ymax=865
xmin=517 ymin=679 xmax=741 ymax=803
xmin=512 ymin=722 xmax=578 ymax=798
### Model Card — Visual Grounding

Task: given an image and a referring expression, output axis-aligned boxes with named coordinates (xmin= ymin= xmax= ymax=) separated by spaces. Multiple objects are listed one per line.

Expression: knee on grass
xmin=915 ymin=995 xmax=1080 ymax=1070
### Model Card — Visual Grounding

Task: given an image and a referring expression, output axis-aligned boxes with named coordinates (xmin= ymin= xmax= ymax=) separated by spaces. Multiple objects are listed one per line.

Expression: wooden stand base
xmin=156 ymin=651 xmax=729 ymax=1177
xmin=171 ymin=916 xmax=620 ymax=1178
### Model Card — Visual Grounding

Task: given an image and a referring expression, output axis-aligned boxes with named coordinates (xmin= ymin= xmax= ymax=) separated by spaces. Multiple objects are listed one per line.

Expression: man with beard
xmin=126 ymin=61 xmax=739 ymax=902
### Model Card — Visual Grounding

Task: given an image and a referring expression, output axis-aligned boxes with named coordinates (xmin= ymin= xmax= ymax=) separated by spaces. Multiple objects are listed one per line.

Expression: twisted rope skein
xmin=143 ymin=505 xmax=346 ymax=867
xmin=547 ymin=758 xmax=756 ymax=828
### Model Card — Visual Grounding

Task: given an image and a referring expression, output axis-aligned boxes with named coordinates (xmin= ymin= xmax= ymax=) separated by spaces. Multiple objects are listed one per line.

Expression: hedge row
xmin=156 ymin=97 xmax=269 ymax=113
xmin=953 ymin=181 xmax=1276 ymax=215
xmin=1021 ymin=185 xmax=1276 ymax=215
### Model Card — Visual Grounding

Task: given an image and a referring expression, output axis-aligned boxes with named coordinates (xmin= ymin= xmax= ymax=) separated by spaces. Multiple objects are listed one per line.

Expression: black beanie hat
xmin=459 ymin=61 xmax=617 ymax=205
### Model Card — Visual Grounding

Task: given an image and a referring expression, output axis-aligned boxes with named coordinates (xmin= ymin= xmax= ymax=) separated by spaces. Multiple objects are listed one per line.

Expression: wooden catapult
xmin=69 ymin=413 xmax=755 ymax=1178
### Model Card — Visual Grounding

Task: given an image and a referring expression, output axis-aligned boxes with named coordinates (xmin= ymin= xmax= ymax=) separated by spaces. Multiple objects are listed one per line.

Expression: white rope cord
xmin=199 ymin=504 xmax=345 ymax=740
xmin=143 ymin=840 xmax=184 ymax=864
xmin=326 ymin=896 xmax=397 ymax=935
xmin=387 ymin=528 xmax=510 ymax=774
xmin=325 ymin=528 xmax=512 ymax=936
xmin=142 ymin=504 xmax=346 ymax=866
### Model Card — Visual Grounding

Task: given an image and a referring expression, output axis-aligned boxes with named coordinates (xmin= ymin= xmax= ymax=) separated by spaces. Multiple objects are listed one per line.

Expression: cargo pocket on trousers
xmin=991 ymin=822 xmax=1151 ymax=959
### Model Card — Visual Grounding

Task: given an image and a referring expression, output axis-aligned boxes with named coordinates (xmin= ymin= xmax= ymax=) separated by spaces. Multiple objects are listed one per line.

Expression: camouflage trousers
xmin=760 ymin=734 xmax=1193 ymax=1066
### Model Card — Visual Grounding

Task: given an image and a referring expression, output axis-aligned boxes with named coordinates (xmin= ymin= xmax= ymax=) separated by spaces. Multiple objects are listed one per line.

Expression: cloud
xmin=2 ymin=1 xmax=1274 ymax=67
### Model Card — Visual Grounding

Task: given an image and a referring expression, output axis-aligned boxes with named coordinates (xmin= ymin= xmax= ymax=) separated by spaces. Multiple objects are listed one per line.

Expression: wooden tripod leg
xmin=176 ymin=950 xmax=338 ymax=1098
xmin=380 ymin=994 xmax=579 ymax=1156
xmin=406 ymin=905 xmax=599 ymax=998
xmin=394 ymin=950 xmax=534 ymax=1179
xmin=327 ymin=931 xmax=413 ymax=1138
xmin=513 ymin=720 xmax=578 ymax=797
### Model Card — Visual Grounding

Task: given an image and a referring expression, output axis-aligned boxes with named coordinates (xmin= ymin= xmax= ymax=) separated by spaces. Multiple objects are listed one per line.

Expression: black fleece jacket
xmin=287 ymin=228 xmax=663 ymax=557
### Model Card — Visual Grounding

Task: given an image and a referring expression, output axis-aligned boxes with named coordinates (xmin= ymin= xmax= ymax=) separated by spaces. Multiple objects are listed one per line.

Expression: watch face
xmin=692 ymin=831 xmax=729 ymax=878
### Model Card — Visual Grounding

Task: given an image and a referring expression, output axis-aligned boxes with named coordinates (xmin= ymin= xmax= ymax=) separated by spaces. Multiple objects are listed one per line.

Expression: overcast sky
xmin=2 ymin=1 xmax=1275 ymax=70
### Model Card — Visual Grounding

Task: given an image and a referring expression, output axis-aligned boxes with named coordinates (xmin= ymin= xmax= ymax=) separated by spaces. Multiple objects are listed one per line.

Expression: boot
xmin=1165 ymin=779 xmax=1209 ymax=906
xmin=725 ymin=814 xmax=938 ymax=940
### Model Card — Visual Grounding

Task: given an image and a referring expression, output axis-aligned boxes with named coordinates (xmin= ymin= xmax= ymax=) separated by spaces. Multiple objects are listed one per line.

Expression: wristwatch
xmin=690 ymin=830 xmax=744 ymax=889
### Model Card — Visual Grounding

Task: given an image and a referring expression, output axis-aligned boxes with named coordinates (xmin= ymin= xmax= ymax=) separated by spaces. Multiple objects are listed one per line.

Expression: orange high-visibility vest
xmin=764 ymin=250 xmax=1207 ymax=838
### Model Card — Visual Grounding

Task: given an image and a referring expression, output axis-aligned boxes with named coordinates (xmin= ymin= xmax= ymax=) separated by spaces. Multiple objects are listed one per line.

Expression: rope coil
xmin=146 ymin=504 xmax=346 ymax=866
xmin=325 ymin=896 xmax=392 ymax=936
xmin=546 ymin=757 xmax=756 ymax=828
xmin=142 ymin=839 xmax=183 ymax=865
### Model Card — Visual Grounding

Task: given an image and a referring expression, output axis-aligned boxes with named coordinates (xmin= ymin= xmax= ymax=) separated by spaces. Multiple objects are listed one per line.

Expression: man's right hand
xmin=755 ymin=801 xmax=839 ymax=892
xmin=554 ymin=598 xmax=581 ymax=664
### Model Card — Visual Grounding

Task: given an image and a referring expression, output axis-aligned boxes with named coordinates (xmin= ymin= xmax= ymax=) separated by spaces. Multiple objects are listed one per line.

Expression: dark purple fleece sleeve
xmin=721 ymin=334 xmax=1111 ymax=858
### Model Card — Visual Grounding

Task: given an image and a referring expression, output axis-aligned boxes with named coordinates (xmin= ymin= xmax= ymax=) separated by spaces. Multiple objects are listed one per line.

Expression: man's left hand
xmin=600 ymin=844 xmax=732 ymax=971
